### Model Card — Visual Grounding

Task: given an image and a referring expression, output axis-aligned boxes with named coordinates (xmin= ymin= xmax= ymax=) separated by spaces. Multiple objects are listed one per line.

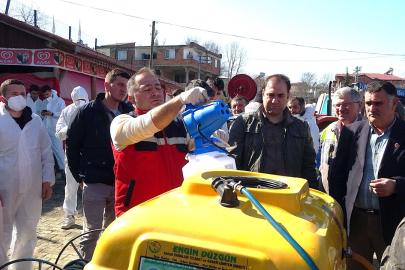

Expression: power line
xmin=59 ymin=0 xmax=405 ymax=57
xmin=247 ymin=55 xmax=389 ymax=62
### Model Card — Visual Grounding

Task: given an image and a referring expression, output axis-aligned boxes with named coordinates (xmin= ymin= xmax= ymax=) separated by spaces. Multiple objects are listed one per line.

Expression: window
xmin=215 ymin=59 xmax=218 ymax=68
xmin=142 ymin=53 xmax=156 ymax=60
xmin=165 ymin=49 xmax=175 ymax=59
xmin=186 ymin=51 xmax=194 ymax=59
xmin=118 ymin=50 xmax=127 ymax=60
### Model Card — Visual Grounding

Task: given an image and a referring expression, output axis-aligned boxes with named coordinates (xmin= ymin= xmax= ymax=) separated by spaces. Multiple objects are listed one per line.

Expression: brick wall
xmin=128 ymin=48 xmax=220 ymax=74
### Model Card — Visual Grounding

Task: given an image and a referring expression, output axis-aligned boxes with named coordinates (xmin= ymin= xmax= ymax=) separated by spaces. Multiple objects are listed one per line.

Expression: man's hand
xmin=179 ymin=87 xmax=209 ymax=106
xmin=42 ymin=182 xmax=52 ymax=200
xmin=370 ymin=178 xmax=396 ymax=197
xmin=41 ymin=110 xmax=52 ymax=116
xmin=79 ymin=183 xmax=83 ymax=190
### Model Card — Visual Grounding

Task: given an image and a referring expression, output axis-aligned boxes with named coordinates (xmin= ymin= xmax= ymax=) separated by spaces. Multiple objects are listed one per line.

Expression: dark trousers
xmin=79 ymin=183 xmax=115 ymax=260
xmin=347 ymin=207 xmax=387 ymax=269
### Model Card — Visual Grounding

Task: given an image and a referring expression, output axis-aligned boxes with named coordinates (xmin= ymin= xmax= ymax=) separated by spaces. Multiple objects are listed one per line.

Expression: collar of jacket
xmin=1 ymin=102 xmax=33 ymax=122
xmin=283 ymin=107 xmax=296 ymax=127
xmin=91 ymin=93 xmax=134 ymax=114
xmin=135 ymin=108 xmax=149 ymax=115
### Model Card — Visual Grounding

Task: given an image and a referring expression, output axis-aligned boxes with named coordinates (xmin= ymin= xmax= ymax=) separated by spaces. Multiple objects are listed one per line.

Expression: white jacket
xmin=0 ymin=103 xmax=55 ymax=194
xmin=41 ymin=89 xmax=66 ymax=132
xmin=55 ymin=86 xmax=89 ymax=141
xmin=26 ymin=93 xmax=42 ymax=116
xmin=295 ymin=104 xmax=320 ymax=153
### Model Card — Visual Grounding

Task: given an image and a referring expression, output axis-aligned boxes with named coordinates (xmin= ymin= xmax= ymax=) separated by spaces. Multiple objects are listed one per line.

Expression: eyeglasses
xmin=335 ymin=101 xmax=359 ymax=108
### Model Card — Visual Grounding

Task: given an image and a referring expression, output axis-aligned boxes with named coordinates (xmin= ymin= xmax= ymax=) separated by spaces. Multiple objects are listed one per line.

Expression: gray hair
xmin=334 ymin=87 xmax=361 ymax=103
xmin=127 ymin=67 xmax=156 ymax=97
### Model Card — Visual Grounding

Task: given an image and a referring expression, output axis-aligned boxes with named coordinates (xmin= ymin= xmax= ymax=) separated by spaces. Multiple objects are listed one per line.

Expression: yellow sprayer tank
xmin=85 ymin=170 xmax=346 ymax=270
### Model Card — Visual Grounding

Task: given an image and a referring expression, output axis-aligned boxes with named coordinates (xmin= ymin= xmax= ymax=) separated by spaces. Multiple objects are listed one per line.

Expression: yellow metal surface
xmin=85 ymin=170 xmax=347 ymax=270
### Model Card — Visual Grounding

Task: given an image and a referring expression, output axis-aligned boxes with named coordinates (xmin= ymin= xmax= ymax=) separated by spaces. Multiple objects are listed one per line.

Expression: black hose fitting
xmin=211 ymin=178 xmax=239 ymax=207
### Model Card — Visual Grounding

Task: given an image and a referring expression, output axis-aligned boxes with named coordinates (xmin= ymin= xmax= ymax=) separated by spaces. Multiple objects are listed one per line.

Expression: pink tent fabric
xmin=0 ymin=73 xmax=60 ymax=98
xmin=60 ymin=71 xmax=105 ymax=104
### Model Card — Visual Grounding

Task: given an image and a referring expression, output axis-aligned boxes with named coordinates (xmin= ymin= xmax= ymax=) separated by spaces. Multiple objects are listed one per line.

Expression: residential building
xmin=97 ymin=42 xmax=222 ymax=88
xmin=335 ymin=73 xmax=405 ymax=89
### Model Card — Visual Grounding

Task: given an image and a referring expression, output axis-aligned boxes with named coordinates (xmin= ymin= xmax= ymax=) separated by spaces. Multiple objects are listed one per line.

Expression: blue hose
xmin=240 ymin=187 xmax=319 ymax=270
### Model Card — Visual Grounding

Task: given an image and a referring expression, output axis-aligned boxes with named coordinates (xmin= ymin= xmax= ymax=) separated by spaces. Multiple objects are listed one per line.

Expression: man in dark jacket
xmin=228 ymin=74 xmax=318 ymax=189
xmin=66 ymin=69 xmax=133 ymax=260
xmin=329 ymin=81 xmax=405 ymax=269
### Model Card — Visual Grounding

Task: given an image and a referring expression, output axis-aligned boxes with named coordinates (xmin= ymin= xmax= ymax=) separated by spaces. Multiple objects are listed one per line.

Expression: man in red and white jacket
xmin=110 ymin=67 xmax=209 ymax=217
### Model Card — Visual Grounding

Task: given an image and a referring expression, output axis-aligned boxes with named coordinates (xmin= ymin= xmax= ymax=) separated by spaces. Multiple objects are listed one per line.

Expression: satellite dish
xmin=228 ymin=74 xmax=257 ymax=101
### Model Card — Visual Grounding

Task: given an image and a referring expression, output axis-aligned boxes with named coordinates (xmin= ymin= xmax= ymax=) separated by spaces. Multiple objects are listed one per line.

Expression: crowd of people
xmin=0 ymin=69 xmax=404 ymax=269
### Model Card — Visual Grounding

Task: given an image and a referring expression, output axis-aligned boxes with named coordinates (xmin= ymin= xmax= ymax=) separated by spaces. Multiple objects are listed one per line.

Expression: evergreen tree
xmin=344 ymin=72 xmax=351 ymax=86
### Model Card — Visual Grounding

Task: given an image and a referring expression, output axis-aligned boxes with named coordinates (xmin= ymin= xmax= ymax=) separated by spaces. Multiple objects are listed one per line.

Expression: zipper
xmin=162 ymin=129 xmax=175 ymax=186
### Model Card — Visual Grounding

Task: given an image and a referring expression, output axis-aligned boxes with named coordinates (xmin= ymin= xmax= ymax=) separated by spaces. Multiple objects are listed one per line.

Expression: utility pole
xmin=149 ymin=21 xmax=155 ymax=69
xmin=198 ymin=55 xmax=201 ymax=79
xmin=353 ymin=66 xmax=362 ymax=84
xmin=5 ymin=0 xmax=11 ymax=14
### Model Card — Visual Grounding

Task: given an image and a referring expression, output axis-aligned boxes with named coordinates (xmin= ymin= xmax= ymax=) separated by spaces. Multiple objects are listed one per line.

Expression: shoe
xmin=61 ymin=215 xmax=75 ymax=229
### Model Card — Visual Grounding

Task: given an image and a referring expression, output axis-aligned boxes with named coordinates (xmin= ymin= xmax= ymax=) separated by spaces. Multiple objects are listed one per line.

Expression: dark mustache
xmin=368 ymin=112 xmax=380 ymax=116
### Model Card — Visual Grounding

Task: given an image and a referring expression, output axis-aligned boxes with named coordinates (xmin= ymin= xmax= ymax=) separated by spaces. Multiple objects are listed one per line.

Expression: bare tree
xmin=317 ymin=72 xmax=334 ymax=92
xmin=153 ymin=29 xmax=159 ymax=46
xmin=223 ymin=42 xmax=247 ymax=80
xmin=10 ymin=2 xmax=49 ymax=29
xmin=202 ymin=41 xmax=221 ymax=54
xmin=290 ymin=72 xmax=317 ymax=103
xmin=184 ymin=35 xmax=201 ymax=45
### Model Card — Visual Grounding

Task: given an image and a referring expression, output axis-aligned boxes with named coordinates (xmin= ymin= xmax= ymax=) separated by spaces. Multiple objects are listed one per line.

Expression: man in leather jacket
xmin=228 ymin=74 xmax=318 ymax=189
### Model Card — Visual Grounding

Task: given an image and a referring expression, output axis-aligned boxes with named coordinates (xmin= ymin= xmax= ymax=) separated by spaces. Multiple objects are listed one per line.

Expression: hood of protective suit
xmin=71 ymin=86 xmax=89 ymax=107
xmin=294 ymin=104 xmax=317 ymax=123
xmin=51 ymin=89 xmax=58 ymax=98
xmin=302 ymin=104 xmax=315 ymax=119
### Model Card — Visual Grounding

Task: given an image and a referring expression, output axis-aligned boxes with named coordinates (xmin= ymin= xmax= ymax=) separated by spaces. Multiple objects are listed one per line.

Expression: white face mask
xmin=6 ymin=95 xmax=27 ymax=112
xmin=74 ymin=100 xmax=86 ymax=107
xmin=46 ymin=96 xmax=53 ymax=102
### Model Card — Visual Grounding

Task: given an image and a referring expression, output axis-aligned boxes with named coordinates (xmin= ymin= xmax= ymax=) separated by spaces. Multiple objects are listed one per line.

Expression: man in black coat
xmin=66 ymin=69 xmax=133 ymax=260
xmin=329 ymin=81 xmax=405 ymax=269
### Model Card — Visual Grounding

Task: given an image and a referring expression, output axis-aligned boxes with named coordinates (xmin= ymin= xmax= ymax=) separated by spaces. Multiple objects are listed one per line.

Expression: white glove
xmin=212 ymin=129 xmax=230 ymax=148
xmin=179 ymin=87 xmax=210 ymax=106
xmin=213 ymin=129 xmax=229 ymax=143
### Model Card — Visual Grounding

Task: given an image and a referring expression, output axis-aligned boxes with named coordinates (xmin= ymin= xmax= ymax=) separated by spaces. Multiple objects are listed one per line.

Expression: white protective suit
xmin=295 ymin=104 xmax=320 ymax=154
xmin=26 ymin=93 xmax=42 ymax=116
xmin=56 ymin=86 xmax=89 ymax=217
xmin=0 ymin=102 xmax=55 ymax=270
xmin=41 ymin=89 xmax=66 ymax=170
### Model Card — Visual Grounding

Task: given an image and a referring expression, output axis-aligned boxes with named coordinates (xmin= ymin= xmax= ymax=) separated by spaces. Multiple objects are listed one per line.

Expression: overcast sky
xmin=2 ymin=0 xmax=405 ymax=82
